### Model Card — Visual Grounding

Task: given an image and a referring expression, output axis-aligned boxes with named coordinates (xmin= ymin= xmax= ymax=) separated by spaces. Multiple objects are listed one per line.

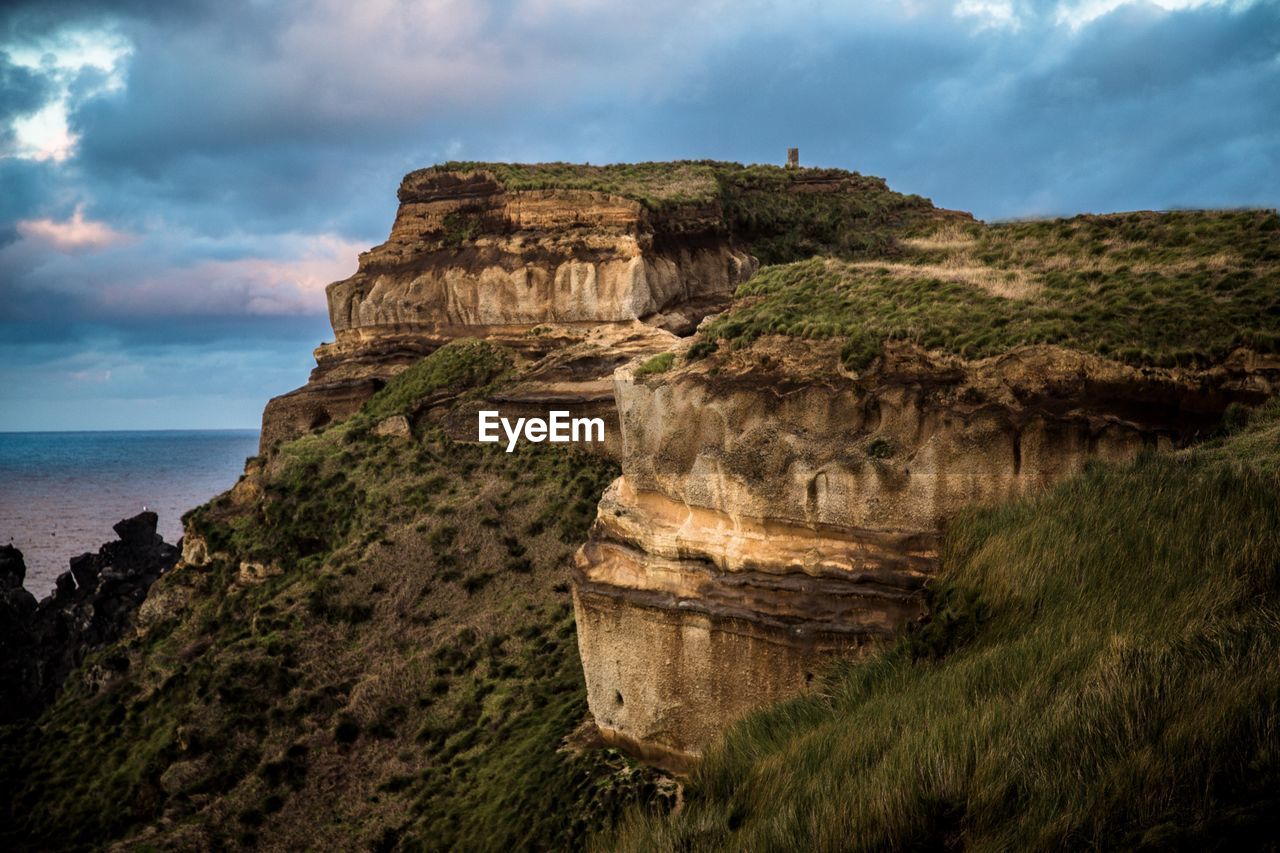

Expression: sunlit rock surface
xmin=573 ymin=338 xmax=1280 ymax=767
xmin=260 ymin=169 xmax=757 ymax=453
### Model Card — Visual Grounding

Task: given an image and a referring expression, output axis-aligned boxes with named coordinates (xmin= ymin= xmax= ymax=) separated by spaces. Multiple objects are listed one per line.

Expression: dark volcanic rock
xmin=0 ymin=512 xmax=181 ymax=723
xmin=0 ymin=546 xmax=40 ymax=718
xmin=1 ymin=544 xmax=27 ymax=587
xmin=69 ymin=553 xmax=99 ymax=590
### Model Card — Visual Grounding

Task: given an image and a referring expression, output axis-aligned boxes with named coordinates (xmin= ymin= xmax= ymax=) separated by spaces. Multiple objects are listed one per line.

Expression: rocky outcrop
xmin=440 ymin=321 xmax=687 ymax=458
xmin=329 ymin=171 xmax=750 ymax=330
xmin=572 ymin=338 xmax=1280 ymax=768
xmin=0 ymin=512 xmax=180 ymax=721
xmin=0 ymin=545 xmax=40 ymax=720
xmin=260 ymin=168 xmax=758 ymax=453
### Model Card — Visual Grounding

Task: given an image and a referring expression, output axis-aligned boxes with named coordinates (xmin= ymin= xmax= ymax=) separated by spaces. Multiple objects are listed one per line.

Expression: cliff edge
xmin=260 ymin=161 xmax=951 ymax=453
xmin=574 ymin=210 xmax=1280 ymax=767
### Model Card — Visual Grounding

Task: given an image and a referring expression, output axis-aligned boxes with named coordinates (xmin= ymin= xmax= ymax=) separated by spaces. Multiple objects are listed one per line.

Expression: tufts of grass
xmin=634 ymin=353 xmax=675 ymax=377
xmin=611 ymin=400 xmax=1280 ymax=851
xmin=359 ymin=338 xmax=511 ymax=422
xmin=701 ymin=210 xmax=1280 ymax=369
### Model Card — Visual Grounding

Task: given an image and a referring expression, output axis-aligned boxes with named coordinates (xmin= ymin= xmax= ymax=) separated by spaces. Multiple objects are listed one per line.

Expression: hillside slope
xmin=0 ymin=342 xmax=671 ymax=851
xmin=3 ymin=159 xmax=1278 ymax=851
xmin=611 ymin=400 xmax=1280 ymax=850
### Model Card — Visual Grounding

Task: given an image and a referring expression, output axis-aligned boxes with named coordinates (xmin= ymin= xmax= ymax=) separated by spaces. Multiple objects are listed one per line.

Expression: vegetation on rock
xmin=700 ymin=209 xmax=1280 ymax=369
xmin=0 ymin=343 xmax=671 ymax=851
xmin=358 ymin=338 xmax=511 ymax=423
xmin=633 ymin=353 xmax=675 ymax=377
xmin=612 ymin=400 xmax=1280 ymax=850
xmin=426 ymin=160 xmax=942 ymax=263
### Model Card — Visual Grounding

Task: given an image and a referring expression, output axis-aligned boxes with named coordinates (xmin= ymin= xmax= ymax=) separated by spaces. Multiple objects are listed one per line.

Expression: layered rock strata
xmin=261 ymin=169 xmax=757 ymax=453
xmin=573 ymin=339 xmax=1280 ymax=769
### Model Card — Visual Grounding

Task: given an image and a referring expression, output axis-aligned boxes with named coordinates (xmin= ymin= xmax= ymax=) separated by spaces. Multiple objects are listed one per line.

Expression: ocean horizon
xmin=0 ymin=429 xmax=260 ymax=597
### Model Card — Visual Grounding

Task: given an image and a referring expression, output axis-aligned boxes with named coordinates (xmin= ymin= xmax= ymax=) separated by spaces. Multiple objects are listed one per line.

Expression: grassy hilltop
xmin=699 ymin=209 xmax=1280 ymax=370
xmin=424 ymin=160 xmax=948 ymax=262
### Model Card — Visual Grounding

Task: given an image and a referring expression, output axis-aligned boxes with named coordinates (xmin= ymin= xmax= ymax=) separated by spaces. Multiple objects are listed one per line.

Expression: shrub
xmin=634 ymin=353 xmax=675 ymax=377
xmin=685 ymin=339 xmax=718 ymax=361
xmin=334 ymin=718 xmax=360 ymax=745
xmin=359 ymin=339 xmax=512 ymax=422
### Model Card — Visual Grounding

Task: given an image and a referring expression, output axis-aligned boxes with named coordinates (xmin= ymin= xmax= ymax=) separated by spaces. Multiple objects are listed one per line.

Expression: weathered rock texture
xmin=0 ymin=512 xmax=180 ymax=721
xmin=261 ymin=169 xmax=758 ymax=453
xmin=573 ymin=338 xmax=1280 ymax=768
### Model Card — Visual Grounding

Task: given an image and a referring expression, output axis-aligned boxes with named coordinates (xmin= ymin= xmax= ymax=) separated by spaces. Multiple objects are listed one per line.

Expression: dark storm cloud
xmin=604 ymin=0 xmax=1280 ymax=217
xmin=0 ymin=0 xmax=215 ymax=37
xmin=0 ymin=50 xmax=50 ymax=117
xmin=1 ymin=0 xmax=1277 ymax=428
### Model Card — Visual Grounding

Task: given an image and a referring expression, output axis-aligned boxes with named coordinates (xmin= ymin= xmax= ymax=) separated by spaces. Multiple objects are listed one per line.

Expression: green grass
xmin=417 ymin=161 xmax=942 ymax=263
xmin=702 ymin=210 xmax=1280 ymax=369
xmin=424 ymin=161 xmax=723 ymax=208
xmin=634 ymin=353 xmax=675 ymax=377
xmin=359 ymin=338 xmax=510 ymax=422
xmin=0 ymin=344 xmax=670 ymax=851
xmin=610 ymin=400 xmax=1280 ymax=851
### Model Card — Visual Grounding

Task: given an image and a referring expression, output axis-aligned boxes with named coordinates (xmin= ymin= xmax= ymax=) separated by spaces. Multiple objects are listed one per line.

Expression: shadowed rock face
xmin=260 ymin=169 xmax=757 ymax=454
xmin=573 ymin=338 xmax=1280 ymax=768
xmin=0 ymin=512 xmax=180 ymax=722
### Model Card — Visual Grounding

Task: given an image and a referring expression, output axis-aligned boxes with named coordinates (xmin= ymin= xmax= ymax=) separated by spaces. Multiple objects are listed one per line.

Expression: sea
xmin=0 ymin=430 xmax=260 ymax=598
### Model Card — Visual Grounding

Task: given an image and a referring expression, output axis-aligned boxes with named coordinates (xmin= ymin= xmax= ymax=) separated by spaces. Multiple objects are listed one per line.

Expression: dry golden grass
xmin=848 ymin=258 xmax=1040 ymax=299
xmin=887 ymin=215 xmax=1261 ymax=301
xmin=710 ymin=209 xmax=1280 ymax=369
xmin=900 ymin=223 xmax=979 ymax=253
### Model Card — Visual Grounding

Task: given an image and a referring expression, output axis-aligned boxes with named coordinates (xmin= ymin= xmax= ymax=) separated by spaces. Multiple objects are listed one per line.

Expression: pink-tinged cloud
xmin=16 ymin=205 xmax=133 ymax=252
xmin=220 ymin=234 xmax=365 ymax=316
xmin=83 ymin=233 xmax=365 ymax=318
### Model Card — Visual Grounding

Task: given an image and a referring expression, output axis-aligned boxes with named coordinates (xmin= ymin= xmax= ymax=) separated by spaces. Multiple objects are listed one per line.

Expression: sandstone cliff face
xmin=328 ymin=172 xmax=749 ymax=329
xmin=573 ymin=338 xmax=1280 ymax=768
xmin=261 ymin=169 xmax=756 ymax=453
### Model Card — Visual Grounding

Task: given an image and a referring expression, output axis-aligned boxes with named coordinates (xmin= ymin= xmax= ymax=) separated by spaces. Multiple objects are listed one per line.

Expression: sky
xmin=0 ymin=0 xmax=1277 ymax=430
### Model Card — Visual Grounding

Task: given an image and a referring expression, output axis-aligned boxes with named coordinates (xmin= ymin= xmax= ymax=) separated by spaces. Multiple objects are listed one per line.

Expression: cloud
xmin=0 ymin=226 xmax=360 ymax=323
xmin=16 ymin=203 xmax=131 ymax=250
xmin=1 ymin=25 xmax=130 ymax=161
xmin=1052 ymin=0 xmax=1232 ymax=30
xmin=0 ymin=50 xmax=52 ymax=118
xmin=954 ymin=0 xmax=1021 ymax=29
xmin=0 ymin=0 xmax=1276 ymax=428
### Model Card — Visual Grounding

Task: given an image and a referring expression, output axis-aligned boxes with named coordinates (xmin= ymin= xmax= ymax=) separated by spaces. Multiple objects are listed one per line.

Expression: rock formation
xmin=572 ymin=338 xmax=1280 ymax=768
xmin=0 ymin=512 xmax=180 ymax=721
xmin=247 ymin=163 xmax=1280 ymax=773
xmin=260 ymin=167 xmax=758 ymax=453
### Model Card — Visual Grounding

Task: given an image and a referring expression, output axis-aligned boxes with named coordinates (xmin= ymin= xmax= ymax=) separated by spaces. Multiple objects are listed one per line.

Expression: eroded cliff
xmin=6 ymin=161 xmax=1279 ymax=849
xmin=261 ymin=168 xmax=758 ymax=452
xmin=574 ymin=209 xmax=1280 ymax=767
xmin=260 ymin=160 xmax=949 ymax=454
